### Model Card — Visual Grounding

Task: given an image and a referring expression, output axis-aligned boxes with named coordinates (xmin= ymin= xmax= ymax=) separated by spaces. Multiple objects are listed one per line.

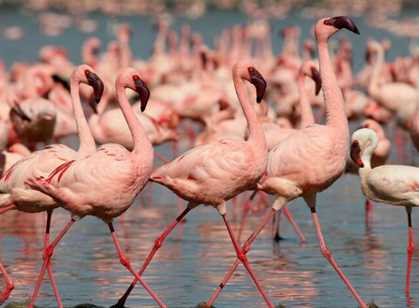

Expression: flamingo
xmin=350 ymin=128 xmax=419 ymax=298
xmin=112 ymin=62 xmax=273 ymax=308
xmin=25 ymin=68 xmax=166 ymax=308
xmin=0 ymin=64 xmax=104 ymax=307
xmin=206 ymin=16 xmax=367 ymax=308
xmin=346 ymin=119 xmax=391 ymax=221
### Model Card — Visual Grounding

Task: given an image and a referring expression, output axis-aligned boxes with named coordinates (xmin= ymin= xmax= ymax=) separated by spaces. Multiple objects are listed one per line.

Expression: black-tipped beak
xmin=324 ymin=16 xmax=360 ymax=35
xmin=350 ymin=140 xmax=364 ymax=168
xmin=11 ymin=104 xmax=31 ymax=122
xmin=310 ymin=67 xmax=322 ymax=95
xmin=133 ymin=75 xmax=150 ymax=112
xmin=200 ymin=51 xmax=208 ymax=70
xmin=85 ymin=70 xmax=104 ymax=104
xmin=248 ymin=67 xmax=267 ymax=103
xmin=52 ymin=74 xmax=71 ymax=91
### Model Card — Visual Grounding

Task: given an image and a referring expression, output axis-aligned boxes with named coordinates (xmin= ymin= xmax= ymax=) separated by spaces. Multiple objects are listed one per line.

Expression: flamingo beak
xmin=133 ymin=75 xmax=150 ymax=112
xmin=310 ymin=67 xmax=322 ymax=95
xmin=85 ymin=70 xmax=104 ymax=104
xmin=248 ymin=67 xmax=267 ymax=103
xmin=200 ymin=51 xmax=208 ymax=70
xmin=52 ymin=74 xmax=71 ymax=91
xmin=11 ymin=104 xmax=31 ymax=122
xmin=324 ymin=16 xmax=360 ymax=35
xmin=350 ymin=140 xmax=364 ymax=168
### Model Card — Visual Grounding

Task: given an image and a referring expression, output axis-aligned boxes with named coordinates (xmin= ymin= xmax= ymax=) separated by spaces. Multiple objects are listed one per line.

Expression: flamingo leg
xmin=221 ymin=212 xmax=274 ymax=308
xmin=272 ymin=210 xmax=282 ymax=241
xmin=0 ymin=261 xmax=14 ymax=305
xmin=405 ymin=206 xmax=414 ymax=297
xmin=207 ymin=208 xmax=276 ymax=306
xmin=283 ymin=206 xmax=306 ymax=243
xmin=0 ymin=204 xmax=16 ymax=215
xmin=364 ymin=199 xmax=373 ymax=229
xmin=306 ymin=194 xmax=367 ymax=308
xmin=108 ymin=223 xmax=166 ymax=308
xmin=29 ymin=217 xmax=77 ymax=308
xmin=112 ymin=204 xmax=194 ymax=308
xmin=43 ymin=210 xmax=63 ymax=308
xmin=237 ymin=199 xmax=252 ymax=243
xmin=0 ymin=204 xmax=16 ymax=304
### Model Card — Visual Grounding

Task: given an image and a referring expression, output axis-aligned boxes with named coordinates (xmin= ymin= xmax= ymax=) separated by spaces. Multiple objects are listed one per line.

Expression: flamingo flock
xmin=0 ymin=13 xmax=417 ymax=308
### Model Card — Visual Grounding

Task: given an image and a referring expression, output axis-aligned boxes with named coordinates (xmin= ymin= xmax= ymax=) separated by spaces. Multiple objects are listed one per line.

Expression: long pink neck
xmin=297 ymin=74 xmax=315 ymax=127
xmin=70 ymin=79 xmax=96 ymax=154
xmin=368 ymin=47 xmax=384 ymax=97
xmin=233 ymin=73 xmax=266 ymax=152
xmin=317 ymin=39 xmax=348 ymax=137
xmin=120 ymin=42 xmax=132 ymax=68
xmin=116 ymin=83 xmax=153 ymax=157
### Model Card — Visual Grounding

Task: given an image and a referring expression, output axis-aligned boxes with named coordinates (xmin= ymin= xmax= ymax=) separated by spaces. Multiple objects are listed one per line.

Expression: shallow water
xmin=0 ymin=7 xmax=418 ymax=308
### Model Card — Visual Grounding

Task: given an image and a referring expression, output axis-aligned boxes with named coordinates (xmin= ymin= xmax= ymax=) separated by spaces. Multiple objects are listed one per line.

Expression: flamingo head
xmin=316 ymin=16 xmax=360 ymax=41
xmin=72 ymin=64 xmax=104 ymax=114
xmin=350 ymin=128 xmax=378 ymax=168
xmin=133 ymin=75 xmax=150 ymax=112
xmin=118 ymin=68 xmax=150 ymax=112
xmin=248 ymin=67 xmax=267 ymax=103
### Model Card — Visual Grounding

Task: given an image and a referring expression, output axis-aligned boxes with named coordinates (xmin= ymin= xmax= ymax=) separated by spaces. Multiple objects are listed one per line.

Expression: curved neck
xmin=369 ymin=48 xmax=384 ymax=96
xmin=70 ymin=79 xmax=96 ymax=154
xmin=233 ymin=74 xmax=266 ymax=150
xmin=119 ymin=42 xmax=132 ymax=68
xmin=297 ymin=75 xmax=315 ymax=127
xmin=317 ymin=39 xmax=348 ymax=136
xmin=115 ymin=84 xmax=152 ymax=155
xmin=82 ymin=47 xmax=97 ymax=68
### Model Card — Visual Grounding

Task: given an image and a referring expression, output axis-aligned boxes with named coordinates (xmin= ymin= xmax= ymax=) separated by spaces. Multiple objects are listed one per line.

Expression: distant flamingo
xmin=206 ymin=16 xmax=367 ymax=308
xmin=0 ymin=64 xmax=104 ymax=307
xmin=112 ymin=62 xmax=272 ymax=308
xmin=350 ymin=128 xmax=419 ymax=298
xmin=25 ymin=68 xmax=166 ymax=308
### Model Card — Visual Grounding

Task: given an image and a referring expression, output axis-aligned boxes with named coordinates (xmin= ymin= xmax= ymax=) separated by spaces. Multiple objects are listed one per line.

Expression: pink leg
xmin=283 ymin=207 xmax=306 ymax=244
xmin=310 ymin=207 xmax=367 ymax=308
xmin=43 ymin=211 xmax=63 ymax=308
xmin=29 ymin=217 xmax=77 ymax=308
xmin=221 ymin=213 xmax=274 ymax=308
xmin=0 ymin=204 xmax=16 ymax=215
xmin=108 ymin=223 xmax=166 ymax=308
xmin=364 ymin=199 xmax=373 ymax=229
xmin=207 ymin=209 xmax=276 ymax=306
xmin=237 ymin=199 xmax=252 ymax=243
xmin=405 ymin=207 xmax=414 ymax=297
xmin=113 ymin=205 xmax=193 ymax=307
xmin=0 ymin=261 xmax=14 ymax=305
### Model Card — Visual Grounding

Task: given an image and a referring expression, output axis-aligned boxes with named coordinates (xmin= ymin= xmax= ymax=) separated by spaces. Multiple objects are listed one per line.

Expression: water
xmin=0 ymin=6 xmax=418 ymax=308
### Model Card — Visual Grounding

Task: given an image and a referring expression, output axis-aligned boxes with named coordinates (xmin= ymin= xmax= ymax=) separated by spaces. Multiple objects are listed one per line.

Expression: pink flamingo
xmin=25 ymin=68 xmax=166 ymax=308
xmin=0 ymin=64 xmax=103 ymax=307
xmin=206 ymin=16 xmax=367 ymax=308
xmin=112 ymin=62 xmax=272 ymax=308
xmin=350 ymin=128 xmax=419 ymax=298
xmin=346 ymin=119 xmax=391 ymax=225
